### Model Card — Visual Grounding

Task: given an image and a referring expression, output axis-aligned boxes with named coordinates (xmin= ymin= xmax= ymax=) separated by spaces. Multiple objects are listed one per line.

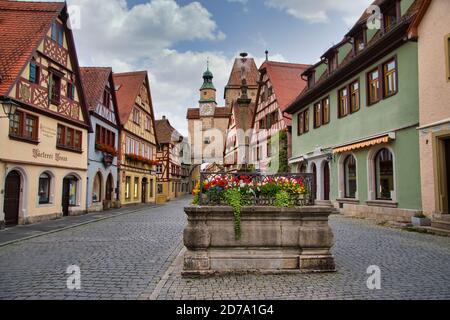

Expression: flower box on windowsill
xmin=125 ymin=153 xmax=158 ymax=166
xmin=95 ymin=143 xmax=118 ymax=157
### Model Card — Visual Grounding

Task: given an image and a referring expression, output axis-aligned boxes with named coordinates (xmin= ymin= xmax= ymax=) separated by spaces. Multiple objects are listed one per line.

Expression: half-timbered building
xmin=154 ymin=116 xmax=187 ymax=203
xmin=0 ymin=1 xmax=92 ymax=227
xmin=80 ymin=67 xmax=121 ymax=212
xmin=250 ymin=61 xmax=310 ymax=173
xmin=114 ymin=71 xmax=158 ymax=206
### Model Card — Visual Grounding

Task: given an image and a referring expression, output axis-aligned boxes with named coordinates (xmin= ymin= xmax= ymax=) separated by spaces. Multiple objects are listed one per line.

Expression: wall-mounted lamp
xmin=1 ymin=98 xmax=18 ymax=120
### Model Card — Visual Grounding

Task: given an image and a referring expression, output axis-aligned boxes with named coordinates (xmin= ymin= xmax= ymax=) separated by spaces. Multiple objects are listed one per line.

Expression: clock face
xmin=200 ymin=103 xmax=214 ymax=116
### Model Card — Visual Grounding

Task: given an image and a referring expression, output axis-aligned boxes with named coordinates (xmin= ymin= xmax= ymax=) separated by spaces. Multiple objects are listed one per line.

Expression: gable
xmin=0 ymin=1 xmax=91 ymax=130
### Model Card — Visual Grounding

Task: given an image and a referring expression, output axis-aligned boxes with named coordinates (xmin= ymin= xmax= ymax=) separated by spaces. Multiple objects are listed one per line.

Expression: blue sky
xmin=33 ymin=0 xmax=374 ymax=135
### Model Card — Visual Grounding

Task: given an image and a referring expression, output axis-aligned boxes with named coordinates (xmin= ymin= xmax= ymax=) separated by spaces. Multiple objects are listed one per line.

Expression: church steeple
xmin=199 ymin=59 xmax=217 ymax=104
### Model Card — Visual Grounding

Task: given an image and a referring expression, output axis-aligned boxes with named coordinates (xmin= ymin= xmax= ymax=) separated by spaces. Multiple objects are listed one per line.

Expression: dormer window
xmin=383 ymin=2 xmax=400 ymax=33
xmin=328 ymin=54 xmax=338 ymax=74
xmin=354 ymin=29 xmax=366 ymax=53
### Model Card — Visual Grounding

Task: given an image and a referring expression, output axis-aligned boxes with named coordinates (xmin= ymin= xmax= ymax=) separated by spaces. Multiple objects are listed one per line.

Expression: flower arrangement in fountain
xmin=192 ymin=174 xmax=310 ymax=239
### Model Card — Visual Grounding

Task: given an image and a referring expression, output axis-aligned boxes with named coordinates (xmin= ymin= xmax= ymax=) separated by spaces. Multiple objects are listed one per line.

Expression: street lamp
xmin=1 ymin=98 xmax=18 ymax=120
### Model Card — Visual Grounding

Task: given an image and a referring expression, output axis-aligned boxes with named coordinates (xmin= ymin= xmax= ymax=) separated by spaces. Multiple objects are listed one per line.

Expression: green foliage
xmin=274 ymin=190 xmax=293 ymax=208
xmin=223 ymin=188 xmax=243 ymax=240
xmin=267 ymin=130 xmax=290 ymax=174
xmin=192 ymin=194 xmax=199 ymax=205
xmin=260 ymin=182 xmax=279 ymax=197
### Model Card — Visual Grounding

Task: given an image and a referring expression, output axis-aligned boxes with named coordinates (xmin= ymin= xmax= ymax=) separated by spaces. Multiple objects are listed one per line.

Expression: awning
xmin=333 ymin=135 xmax=390 ymax=154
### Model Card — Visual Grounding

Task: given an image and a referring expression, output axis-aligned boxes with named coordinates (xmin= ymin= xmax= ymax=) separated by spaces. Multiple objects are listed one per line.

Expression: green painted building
xmin=285 ymin=0 xmax=425 ymax=223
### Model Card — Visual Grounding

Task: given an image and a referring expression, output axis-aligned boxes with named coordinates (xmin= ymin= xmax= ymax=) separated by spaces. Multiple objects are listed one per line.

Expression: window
xmin=132 ymin=108 xmax=140 ymax=125
xmin=51 ymin=21 xmax=64 ymax=46
xmin=103 ymin=90 xmax=111 ymax=109
xmin=67 ymin=82 xmax=75 ymax=100
xmin=271 ymin=111 xmax=279 ymax=124
xmin=383 ymin=4 xmax=398 ymax=32
xmin=297 ymin=109 xmax=309 ymax=135
xmin=95 ymin=125 xmax=115 ymax=148
xmin=375 ymin=148 xmax=394 ymax=200
xmin=344 ymin=155 xmax=357 ymax=198
xmin=354 ymin=30 xmax=366 ymax=53
xmin=29 ymin=62 xmax=40 ymax=84
xmin=367 ymin=68 xmax=380 ymax=105
xmin=157 ymin=184 xmax=163 ymax=194
xmin=38 ymin=173 xmax=51 ymax=204
xmin=350 ymin=81 xmax=360 ymax=113
xmin=57 ymin=124 xmax=82 ymax=151
xmin=266 ymin=113 xmax=272 ymax=129
xmin=267 ymin=138 xmax=272 ymax=157
xmin=259 ymin=118 xmax=266 ymax=130
xmin=145 ymin=116 xmax=151 ymax=131
xmin=49 ymin=72 xmax=61 ymax=105
xmin=9 ymin=110 xmax=39 ymax=141
xmin=93 ymin=173 xmax=102 ymax=203
xmin=314 ymin=102 xmax=322 ymax=128
xmin=383 ymin=59 xmax=397 ymax=97
xmin=322 ymin=97 xmax=330 ymax=125
xmin=338 ymin=87 xmax=349 ymax=118
xmin=328 ymin=54 xmax=338 ymax=73
xmin=156 ymin=164 xmax=162 ymax=174
xmin=125 ymin=177 xmax=131 ymax=199
xmin=134 ymin=177 xmax=139 ymax=199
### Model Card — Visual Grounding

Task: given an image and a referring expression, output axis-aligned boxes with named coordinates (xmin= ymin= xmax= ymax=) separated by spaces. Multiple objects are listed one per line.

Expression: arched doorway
xmin=92 ymin=172 xmax=102 ymax=204
xmin=4 ymin=171 xmax=21 ymax=227
xmin=62 ymin=175 xmax=78 ymax=217
xmin=311 ymin=163 xmax=317 ymax=200
xmin=323 ymin=162 xmax=330 ymax=201
xmin=141 ymin=178 xmax=148 ymax=203
xmin=105 ymin=174 xmax=114 ymax=201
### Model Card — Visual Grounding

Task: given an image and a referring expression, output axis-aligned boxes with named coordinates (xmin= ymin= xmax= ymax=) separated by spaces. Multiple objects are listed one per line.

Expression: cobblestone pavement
xmin=157 ymin=217 xmax=450 ymax=300
xmin=1 ymin=197 xmax=450 ymax=300
xmin=0 ymin=197 xmax=189 ymax=300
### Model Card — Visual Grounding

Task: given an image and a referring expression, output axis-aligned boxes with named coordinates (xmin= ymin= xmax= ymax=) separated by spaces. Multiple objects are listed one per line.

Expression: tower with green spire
xmin=199 ymin=60 xmax=217 ymax=104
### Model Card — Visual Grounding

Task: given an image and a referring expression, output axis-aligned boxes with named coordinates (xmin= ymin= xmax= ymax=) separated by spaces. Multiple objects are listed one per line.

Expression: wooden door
xmin=4 ymin=171 xmax=21 ymax=227
xmin=324 ymin=162 xmax=330 ymax=201
xmin=106 ymin=175 xmax=113 ymax=201
xmin=62 ymin=178 xmax=70 ymax=217
xmin=141 ymin=178 xmax=147 ymax=203
xmin=445 ymin=139 xmax=450 ymax=214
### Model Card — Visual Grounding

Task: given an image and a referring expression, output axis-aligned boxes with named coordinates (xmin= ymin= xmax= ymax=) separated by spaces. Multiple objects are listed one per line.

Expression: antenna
xmin=207 ymin=57 xmax=210 ymax=71
xmin=265 ymin=50 xmax=269 ymax=61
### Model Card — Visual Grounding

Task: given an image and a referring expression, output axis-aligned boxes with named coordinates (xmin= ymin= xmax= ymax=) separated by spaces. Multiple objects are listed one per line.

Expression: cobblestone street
xmin=0 ymin=196 xmax=449 ymax=300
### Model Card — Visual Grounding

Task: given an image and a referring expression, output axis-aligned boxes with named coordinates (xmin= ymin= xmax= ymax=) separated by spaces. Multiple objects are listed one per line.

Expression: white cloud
xmin=264 ymin=0 xmax=373 ymax=25
xmin=21 ymin=0 xmax=287 ymax=135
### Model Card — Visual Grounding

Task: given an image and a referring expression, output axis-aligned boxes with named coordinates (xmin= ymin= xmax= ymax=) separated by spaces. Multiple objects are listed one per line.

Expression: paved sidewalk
xmin=0 ymin=202 xmax=161 ymax=247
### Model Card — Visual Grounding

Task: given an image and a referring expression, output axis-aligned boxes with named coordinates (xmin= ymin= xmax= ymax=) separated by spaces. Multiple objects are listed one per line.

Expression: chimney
xmin=162 ymin=115 xmax=166 ymax=120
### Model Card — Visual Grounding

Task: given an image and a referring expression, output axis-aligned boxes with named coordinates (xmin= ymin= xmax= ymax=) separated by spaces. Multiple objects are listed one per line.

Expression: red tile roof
xmin=0 ymin=0 xmax=64 ymax=96
xmin=186 ymin=106 xmax=232 ymax=120
xmin=80 ymin=67 xmax=112 ymax=111
xmin=155 ymin=118 xmax=182 ymax=144
xmin=113 ymin=71 xmax=148 ymax=125
xmin=260 ymin=61 xmax=311 ymax=113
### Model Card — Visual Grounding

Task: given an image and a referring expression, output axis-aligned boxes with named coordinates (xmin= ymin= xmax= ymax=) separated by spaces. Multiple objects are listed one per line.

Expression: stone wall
xmin=183 ymin=206 xmax=335 ymax=276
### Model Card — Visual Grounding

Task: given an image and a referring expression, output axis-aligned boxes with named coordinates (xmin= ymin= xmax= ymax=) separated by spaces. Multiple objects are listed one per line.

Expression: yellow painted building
xmin=114 ymin=71 xmax=158 ymax=206
xmin=0 ymin=2 xmax=91 ymax=227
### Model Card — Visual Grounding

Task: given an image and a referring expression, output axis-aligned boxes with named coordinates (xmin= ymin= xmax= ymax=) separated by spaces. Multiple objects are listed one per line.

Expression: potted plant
xmin=411 ymin=212 xmax=431 ymax=227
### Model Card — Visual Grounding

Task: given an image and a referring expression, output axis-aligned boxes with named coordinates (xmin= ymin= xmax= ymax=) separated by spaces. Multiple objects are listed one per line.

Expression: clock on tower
xmin=200 ymin=103 xmax=215 ymax=116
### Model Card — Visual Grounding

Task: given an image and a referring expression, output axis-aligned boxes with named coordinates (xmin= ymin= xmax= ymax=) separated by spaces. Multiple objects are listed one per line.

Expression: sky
xmin=25 ymin=0 xmax=374 ymax=135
